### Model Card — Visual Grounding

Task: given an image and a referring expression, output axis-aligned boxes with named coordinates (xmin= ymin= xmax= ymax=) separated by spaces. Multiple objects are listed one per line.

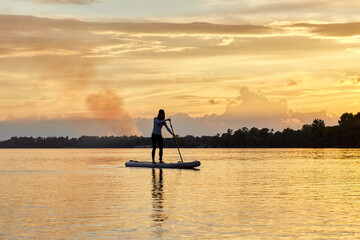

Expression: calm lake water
xmin=1 ymin=148 xmax=360 ymax=239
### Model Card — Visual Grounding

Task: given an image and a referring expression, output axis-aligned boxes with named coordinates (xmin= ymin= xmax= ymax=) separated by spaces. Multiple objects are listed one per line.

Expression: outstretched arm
xmin=164 ymin=122 xmax=174 ymax=136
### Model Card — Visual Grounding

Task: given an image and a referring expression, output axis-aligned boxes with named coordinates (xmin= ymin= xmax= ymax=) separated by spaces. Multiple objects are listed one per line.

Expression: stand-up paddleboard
xmin=125 ymin=160 xmax=201 ymax=169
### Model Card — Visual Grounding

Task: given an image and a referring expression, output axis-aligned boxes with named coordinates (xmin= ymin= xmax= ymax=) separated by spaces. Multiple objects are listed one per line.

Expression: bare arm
xmin=164 ymin=122 xmax=174 ymax=136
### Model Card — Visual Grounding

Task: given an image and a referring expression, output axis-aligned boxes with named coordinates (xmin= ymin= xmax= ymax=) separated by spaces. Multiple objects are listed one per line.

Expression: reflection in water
xmin=2 ymin=149 xmax=360 ymax=239
xmin=151 ymin=169 xmax=167 ymax=236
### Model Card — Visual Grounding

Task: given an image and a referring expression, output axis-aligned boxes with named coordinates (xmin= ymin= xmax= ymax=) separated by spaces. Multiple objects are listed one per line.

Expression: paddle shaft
xmin=168 ymin=120 xmax=183 ymax=163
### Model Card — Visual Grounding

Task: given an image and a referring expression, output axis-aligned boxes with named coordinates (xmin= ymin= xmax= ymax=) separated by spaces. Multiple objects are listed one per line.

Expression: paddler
xmin=151 ymin=109 xmax=175 ymax=164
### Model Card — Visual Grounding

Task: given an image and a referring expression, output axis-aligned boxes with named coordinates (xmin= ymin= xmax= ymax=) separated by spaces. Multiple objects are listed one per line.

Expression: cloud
xmin=0 ymin=86 xmax=340 ymax=138
xmin=200 ymin=0 xmax=328 ymax=13
xmin=0 ymin=109 xmax=339 ymax=139
xmin=220 ymin=87 xmax=288 ymax=128
xmin=287 ymin=79 xmax=302 ymax=86
xmin=209 ymin=99 xmax=221 ymax=105
xmin=135 ymin=88 xmax=339 ymax=136
xmin=0 ymin=15 xmax=353 ymax=62
xmin=288 ymin=110 xmax=338 ymax=127
xmin=338 ymin=73 xmax=360 ymax=85
xmin=243 ymin=1 xmax=327 ymax=14
xmin=219 ymin=88 xmax=339 ymax=129
xmin=0 ymin=14 xmax=358 ymax=132
xmin=0 ymin=15 xmax=290 ymax=62
xmin=0 ymin=15 xmax=274 ymax=35
xmin=193 ymin=0 xmax=360 ymax=25
xmin=218 ymin=38 xmax=234 ymax=46
xmin=86 ymin=89 xmax=140 ymax=136
xmin=5 ymin=0 xmax=360 ymax=25
xmin=21 ymin=0 xmax=99 ymax=4
xmin=289 ymin=22 xmax=360 ymax=37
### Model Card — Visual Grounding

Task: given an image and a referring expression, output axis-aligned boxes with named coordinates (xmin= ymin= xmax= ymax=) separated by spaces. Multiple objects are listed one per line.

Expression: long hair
xmin=157 ymin=109 xmax=165 ymax=120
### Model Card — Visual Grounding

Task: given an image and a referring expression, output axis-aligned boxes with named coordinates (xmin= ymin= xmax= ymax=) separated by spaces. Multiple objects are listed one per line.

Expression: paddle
xmin=168 ymin=119 xmax=184 ymax=163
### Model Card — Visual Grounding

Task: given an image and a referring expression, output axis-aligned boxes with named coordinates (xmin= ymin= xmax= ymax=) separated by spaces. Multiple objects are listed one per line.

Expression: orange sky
xmin=0 ymin=0 xmax=360 ymax=137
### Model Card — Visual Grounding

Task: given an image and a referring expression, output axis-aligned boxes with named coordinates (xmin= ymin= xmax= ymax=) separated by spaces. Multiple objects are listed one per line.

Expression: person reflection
xmin=151 ymin=168 xmax=167 ymax=236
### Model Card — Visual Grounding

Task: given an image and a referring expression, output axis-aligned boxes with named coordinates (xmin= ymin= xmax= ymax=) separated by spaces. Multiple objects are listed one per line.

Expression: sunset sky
xmin=1 ymin=0 xmax=360 ymax=138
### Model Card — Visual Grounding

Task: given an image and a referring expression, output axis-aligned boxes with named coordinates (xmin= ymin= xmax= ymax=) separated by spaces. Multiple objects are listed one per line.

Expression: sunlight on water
xmin=1 ymin=149 xmax=360 ymax=239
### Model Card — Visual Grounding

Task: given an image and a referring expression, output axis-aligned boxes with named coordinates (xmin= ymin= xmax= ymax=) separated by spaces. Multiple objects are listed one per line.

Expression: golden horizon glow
xmin=1 ymin=1 xmax=360 ymax=136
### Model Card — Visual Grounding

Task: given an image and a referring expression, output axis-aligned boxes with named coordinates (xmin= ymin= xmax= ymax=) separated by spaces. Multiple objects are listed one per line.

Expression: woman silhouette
xmin=152 ymin=109 xmax=174 ymax=164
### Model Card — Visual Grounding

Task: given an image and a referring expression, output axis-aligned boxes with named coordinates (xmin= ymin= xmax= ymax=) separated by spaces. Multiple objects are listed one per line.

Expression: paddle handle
xmin=169 ymin=120 xmax=183 ymax=163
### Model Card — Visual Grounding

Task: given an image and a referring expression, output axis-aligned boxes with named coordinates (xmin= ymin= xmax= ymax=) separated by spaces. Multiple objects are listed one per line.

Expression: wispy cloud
xmin=289 ymin=22 xmax=360 ymax=37
xmin=4 ymin=0 xmax=360 ymax=25
xmin=195 ymin=0 xmax=360 ymax=24
xmin=287 ymin=79 xmax=303 ymax=86
xmin=20 ymin=0 xmax=99 ymax=4
xmin=0 ymin=15 xmax=274 ymax=35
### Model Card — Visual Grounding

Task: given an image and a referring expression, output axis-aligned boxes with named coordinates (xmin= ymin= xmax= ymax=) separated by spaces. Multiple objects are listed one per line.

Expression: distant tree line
xmin=1 ymin=112 xmax=360 ymax=148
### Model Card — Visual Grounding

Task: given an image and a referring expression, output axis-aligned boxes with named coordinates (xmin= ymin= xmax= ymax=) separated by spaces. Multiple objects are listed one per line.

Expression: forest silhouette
xmin=1 ymin=112 xmax=360 ymax=148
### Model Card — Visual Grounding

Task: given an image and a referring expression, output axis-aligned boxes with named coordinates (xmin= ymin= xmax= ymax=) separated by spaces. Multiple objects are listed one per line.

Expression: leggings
xmin=151 ymin=134 xmax=163 ymax=161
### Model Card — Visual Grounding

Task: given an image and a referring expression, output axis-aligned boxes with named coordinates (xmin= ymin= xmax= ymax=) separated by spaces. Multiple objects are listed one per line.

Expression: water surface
xmin=1 ymin=148 xmax=360 ymax=239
